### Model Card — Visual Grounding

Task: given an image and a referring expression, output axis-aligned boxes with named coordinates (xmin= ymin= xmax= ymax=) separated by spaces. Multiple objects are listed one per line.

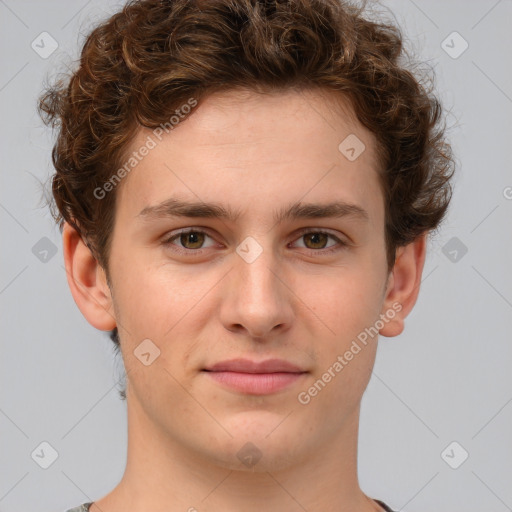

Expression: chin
xmin=198 ymin=416 xmax=306 ymax=473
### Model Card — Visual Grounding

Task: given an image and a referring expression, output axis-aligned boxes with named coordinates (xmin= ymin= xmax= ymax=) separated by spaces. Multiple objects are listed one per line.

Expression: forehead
xmin=115 ymin=88 xmax=384 ymax=227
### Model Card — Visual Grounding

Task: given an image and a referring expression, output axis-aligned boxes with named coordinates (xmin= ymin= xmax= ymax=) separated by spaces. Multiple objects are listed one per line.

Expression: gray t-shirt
xmin=64 ymin=506 xmax=91 ymax=512
xmin=65 ymin=499 xmax=397 ymax=511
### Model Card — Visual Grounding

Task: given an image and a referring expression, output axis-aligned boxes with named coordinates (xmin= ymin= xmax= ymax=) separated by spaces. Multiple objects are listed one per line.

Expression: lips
xmin=203 ymin=358 xmax=305 ymax=374
xmin=202 ymin=358 xmax=307 ymax=395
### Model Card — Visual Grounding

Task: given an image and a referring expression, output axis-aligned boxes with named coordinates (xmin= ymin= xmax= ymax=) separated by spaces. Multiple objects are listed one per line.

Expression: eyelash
xmin=162 ymin=227 xmax=348 ymax=257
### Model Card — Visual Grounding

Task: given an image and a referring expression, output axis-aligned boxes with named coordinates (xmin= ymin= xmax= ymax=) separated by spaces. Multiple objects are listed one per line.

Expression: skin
xmin=63 ymin=87 xmax=426 ymax=512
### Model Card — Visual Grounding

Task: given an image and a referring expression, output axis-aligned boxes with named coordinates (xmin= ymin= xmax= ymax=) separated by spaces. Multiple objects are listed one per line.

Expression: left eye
xmin=291 ymin=231 xmax=340 ymax=250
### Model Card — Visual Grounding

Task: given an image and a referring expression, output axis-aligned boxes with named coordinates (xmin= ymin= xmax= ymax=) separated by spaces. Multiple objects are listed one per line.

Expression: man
xmin=38 ymin=0 xmax=454 ymax=510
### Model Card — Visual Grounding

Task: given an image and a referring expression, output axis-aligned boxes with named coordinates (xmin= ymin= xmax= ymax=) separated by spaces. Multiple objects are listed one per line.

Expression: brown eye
xmin=290 ymin=229 xmax=346 ymax=255
xmin=302 ymin=232 xmax=329 ymax=250
xmin=163 ymin=229 xmax=216 ymax=253
xmin=179 ymin=231 xmax=205 ymax=249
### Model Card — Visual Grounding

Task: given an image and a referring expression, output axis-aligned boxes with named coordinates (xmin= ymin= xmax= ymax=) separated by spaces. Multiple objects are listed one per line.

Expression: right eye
xmin=162 ymin=228 xmax=219 ymax=254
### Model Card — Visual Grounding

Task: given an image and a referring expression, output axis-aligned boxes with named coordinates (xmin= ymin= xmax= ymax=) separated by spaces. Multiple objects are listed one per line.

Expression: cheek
xmin=111 ymin=263 xmax=198 ymax=403
xmin=291 ymin=257 xmax=385 ymax=404
xmin=296 ymin=262 xmax=385 ymax=344
xmin=111 ymin=257 xmax=216 ymax=387
xmin=295 ymin=271 xmax=381 ymax=424
xmin=113 ymin=257 xmax=200 ymax=334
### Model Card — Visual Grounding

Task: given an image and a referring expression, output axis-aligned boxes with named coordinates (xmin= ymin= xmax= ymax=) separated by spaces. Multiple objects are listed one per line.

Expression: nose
xmin=219 ymin=242 xmax=294 ymax=340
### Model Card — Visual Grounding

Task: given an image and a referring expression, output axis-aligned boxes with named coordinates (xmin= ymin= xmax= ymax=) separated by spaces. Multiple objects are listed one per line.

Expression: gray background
xmin=1 ymin=0 xmax=511 ymax=511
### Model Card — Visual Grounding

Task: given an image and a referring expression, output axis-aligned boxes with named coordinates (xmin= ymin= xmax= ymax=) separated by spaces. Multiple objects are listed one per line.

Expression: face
xmin=102 ymin=88 xmax=395 ymax=471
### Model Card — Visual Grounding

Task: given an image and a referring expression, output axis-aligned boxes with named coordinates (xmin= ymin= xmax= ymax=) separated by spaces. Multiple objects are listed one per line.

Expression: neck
xmin=92 ymin=392 xmax=380 ymax=512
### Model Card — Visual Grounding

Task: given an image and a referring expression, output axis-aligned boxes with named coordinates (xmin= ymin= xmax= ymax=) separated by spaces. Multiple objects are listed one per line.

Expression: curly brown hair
xmin=38 ymin=0 xmax=455 ymax=358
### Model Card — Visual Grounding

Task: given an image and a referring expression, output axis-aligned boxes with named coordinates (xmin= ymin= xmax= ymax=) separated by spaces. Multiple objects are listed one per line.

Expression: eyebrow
xmin=137 ymin=197 xmax=369 ymax=224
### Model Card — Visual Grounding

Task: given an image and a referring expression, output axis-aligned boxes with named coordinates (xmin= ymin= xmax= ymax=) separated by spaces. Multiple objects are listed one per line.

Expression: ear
xmin=62 ymin=222 xmax=117 ymax=331
xmin=379 ymin=232 xmax=427 ymax=338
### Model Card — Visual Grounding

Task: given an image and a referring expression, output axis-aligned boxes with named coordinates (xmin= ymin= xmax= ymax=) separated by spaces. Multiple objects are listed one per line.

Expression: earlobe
xmin=62 ymin=222 xmax=117 ymax=331
xmin=379 ymin=233 xmax=427 ymax=338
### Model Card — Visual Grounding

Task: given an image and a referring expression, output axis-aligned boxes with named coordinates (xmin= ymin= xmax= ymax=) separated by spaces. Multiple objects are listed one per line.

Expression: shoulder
xmin=63 ymin=503 xmax=93 ymax=512
xmin=374 ymin=499 xmax=397 ymax=512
